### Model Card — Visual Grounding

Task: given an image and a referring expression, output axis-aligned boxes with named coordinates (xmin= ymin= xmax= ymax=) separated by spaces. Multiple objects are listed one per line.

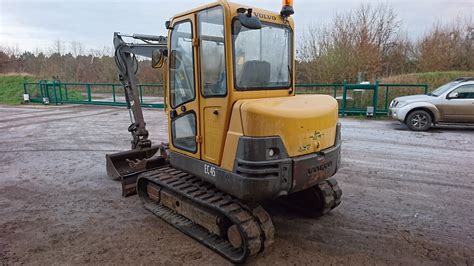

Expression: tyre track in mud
xmin=0 ymin=109 xmax=82 ymax=123
xmin=0 ymin=109 xmax=120 ymax=130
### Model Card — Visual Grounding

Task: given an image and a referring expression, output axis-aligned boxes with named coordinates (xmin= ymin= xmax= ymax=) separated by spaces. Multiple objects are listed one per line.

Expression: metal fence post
xmin=384 ymin=85 xmax=389 ymax=111
xmin=112 ymin=85 xmax=116 ymax=102
xmin=53 ymin=81 xmax=59 ymax=105
xmin=139 ymin=85 xmax=144 ymax=104
xmin=65 ymin=84 xmax=68 ymax=101
xmin=373 ymin=80 xmax=379 ymax=115
xmin=87 ymin=84 xmax=92 ymax=102
xmin=342 ymin=80 xmax=347 ymax=116
xmin=39 ymin=82 xmax=43 ymax=101
xmin=58 ymin=81 xmax=63 ymax=102
xmin=43 ymin=80 xmax=50 ymax=104
xmin=40 ymin=80 xmax=45 ymax=100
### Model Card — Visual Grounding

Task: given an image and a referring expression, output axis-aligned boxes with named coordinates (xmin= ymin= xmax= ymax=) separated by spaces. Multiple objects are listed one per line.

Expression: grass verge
xmin=0 ymin=74 xmax=36 ymax=105
xmin=0 ymin=74 xmax=85 ymax=105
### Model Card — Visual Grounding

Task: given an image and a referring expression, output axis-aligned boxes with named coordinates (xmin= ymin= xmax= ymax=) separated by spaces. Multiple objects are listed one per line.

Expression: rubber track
xmin=327 ymin=178 xmax=342 ymax=208
xmin=317 ymin=178 xmax=342 ymax=214
xmin=276 ymin=178 xmax=343 ymax=217
xmin=137 ymin=166 xmax=274 ymax=264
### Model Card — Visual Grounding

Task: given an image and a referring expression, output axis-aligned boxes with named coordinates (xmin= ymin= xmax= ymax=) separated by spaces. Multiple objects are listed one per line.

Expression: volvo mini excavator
xmin=106 ymin=0 xmax=342 ymax=263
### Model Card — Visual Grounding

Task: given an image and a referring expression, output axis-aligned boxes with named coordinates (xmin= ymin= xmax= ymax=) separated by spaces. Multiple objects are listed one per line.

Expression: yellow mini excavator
xmin=106 ymin=0 xmax=342 ymax=263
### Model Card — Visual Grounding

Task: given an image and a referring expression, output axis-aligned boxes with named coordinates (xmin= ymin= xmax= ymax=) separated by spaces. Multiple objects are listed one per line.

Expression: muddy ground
xmin=0 ymin=105 xmax=473 ymax=265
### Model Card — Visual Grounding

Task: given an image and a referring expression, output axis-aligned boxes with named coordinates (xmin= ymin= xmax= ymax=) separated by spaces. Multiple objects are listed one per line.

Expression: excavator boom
xmin=112 ymin=32 xmax=167 ymax=149
xmin=106 ymin=33 xmax=168 ymax=196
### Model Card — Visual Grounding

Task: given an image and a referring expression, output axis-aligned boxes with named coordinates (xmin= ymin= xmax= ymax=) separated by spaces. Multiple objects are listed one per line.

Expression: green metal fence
xmin=23 ymin=80 xmax=164 ymax=108
xmin=23 ymin=80 xmax=428 ymax=116
xmin=296 ymin=81 xmax=428 ymax=116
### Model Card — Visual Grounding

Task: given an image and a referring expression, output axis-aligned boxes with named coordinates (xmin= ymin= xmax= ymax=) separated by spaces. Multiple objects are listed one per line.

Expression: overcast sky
xmin=1 ymin=0 xmax=473 ymax=54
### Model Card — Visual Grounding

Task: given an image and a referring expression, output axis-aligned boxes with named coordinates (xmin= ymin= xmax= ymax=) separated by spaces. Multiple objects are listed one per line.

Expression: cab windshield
xmin=232 ymin=21 xmax=292 ymax=90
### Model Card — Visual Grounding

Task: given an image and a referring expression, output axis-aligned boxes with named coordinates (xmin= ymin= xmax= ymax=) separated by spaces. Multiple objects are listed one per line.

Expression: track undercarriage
xmin=135 ymin=165 xmax=342 ymax=263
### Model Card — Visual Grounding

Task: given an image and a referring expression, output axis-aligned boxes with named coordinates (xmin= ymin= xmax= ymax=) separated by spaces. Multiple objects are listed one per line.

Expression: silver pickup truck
xmin=389 ymin=77 xmax=474 ymax=131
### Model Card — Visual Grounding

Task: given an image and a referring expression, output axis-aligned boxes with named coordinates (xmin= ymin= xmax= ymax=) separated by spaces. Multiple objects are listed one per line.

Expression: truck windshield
xmin=232 ymin=21 xmax=292 ymax=90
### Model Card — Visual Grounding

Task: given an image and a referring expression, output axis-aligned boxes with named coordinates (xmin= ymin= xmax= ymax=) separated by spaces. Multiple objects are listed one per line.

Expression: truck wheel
xmin=406 ymin=110 xmax=432 ymax=131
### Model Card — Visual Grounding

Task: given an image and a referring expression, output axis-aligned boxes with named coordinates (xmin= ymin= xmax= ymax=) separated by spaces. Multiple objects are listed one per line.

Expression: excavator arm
xmin=106 ymin=33 xmax=168 ymax=196
xmin=113 ymin=32 xmax=167 ymax=149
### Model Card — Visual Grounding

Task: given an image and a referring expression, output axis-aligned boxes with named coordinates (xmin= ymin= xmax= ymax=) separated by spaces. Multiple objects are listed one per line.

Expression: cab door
xmin=168 ymin=15 xmax=201 ymax=159
xmin=197 ymin=6 xmax=229 ymax=165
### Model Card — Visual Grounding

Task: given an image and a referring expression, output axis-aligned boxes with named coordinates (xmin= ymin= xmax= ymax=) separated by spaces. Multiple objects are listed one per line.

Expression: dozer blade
xmin=106 ymin=145 xmax=168 ymax=197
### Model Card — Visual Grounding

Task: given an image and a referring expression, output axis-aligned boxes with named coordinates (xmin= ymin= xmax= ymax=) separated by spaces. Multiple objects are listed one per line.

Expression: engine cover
xmin=239 ymin=95 xmax=338 ymax=157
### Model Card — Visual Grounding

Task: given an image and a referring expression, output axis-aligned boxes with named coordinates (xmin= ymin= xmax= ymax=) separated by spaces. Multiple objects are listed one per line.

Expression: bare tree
xmin=416 ymin=16 xmax=474 ymax=72
xmin=298 ymin=3 xmax=405 ymax=83
xmin=56 ymin=40 xmax=64 ymax=55
xmin=70 ymin=41 xmax=84 ymax=57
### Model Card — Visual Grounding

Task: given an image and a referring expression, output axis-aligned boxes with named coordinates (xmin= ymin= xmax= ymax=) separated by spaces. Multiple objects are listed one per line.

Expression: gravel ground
xmin=0 ymin=104 xmax=473 ymax=265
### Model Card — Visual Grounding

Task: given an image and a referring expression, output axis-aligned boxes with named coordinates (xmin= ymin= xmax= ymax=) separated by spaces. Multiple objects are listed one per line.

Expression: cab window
xmin=198 ymin=6 xmax=227 ymax=97
xmin=172 ymin=112 xmax=197 ymax=152
xmin=232 ymin=22 xmax=292 ymax=90
xmin=170 ymin=21 xmax=195 ymax=107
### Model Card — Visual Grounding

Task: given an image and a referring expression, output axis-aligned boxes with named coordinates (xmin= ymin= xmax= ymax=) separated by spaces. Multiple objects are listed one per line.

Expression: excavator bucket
xmin=106 ymin=145 xmax=168 ymax=197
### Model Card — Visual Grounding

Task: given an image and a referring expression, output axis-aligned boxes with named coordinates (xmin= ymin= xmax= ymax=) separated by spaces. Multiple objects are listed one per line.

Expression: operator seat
xmin=239 ymin=60 xmax=271 ymax=88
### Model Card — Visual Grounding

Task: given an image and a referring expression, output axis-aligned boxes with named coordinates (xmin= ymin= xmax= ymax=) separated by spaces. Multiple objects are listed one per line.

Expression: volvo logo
xmin=253 ymin=12 xmax=277 ymax=21
xmin=307 ymin=161 xmax=332 ymax=177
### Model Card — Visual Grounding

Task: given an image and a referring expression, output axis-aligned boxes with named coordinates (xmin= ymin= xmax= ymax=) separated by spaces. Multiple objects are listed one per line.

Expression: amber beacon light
xmin=280 ymin=0 xmax=294 ymax=17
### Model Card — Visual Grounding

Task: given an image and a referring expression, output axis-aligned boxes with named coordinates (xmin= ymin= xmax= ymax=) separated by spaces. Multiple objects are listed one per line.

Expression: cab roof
xmin=171 ymin=0 xmax=294 ymax=26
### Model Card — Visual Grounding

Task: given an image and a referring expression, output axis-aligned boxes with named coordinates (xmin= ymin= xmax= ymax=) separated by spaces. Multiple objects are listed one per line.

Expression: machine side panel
xmin=220 ymin=102 xmax=244 ymax=171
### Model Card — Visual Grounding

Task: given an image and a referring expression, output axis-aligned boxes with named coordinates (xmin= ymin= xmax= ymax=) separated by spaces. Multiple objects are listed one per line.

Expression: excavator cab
xmin=164 ymin=1 xmax=340 ymax=201
xmin=107 ymin=0 xmax=342 ymax=263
